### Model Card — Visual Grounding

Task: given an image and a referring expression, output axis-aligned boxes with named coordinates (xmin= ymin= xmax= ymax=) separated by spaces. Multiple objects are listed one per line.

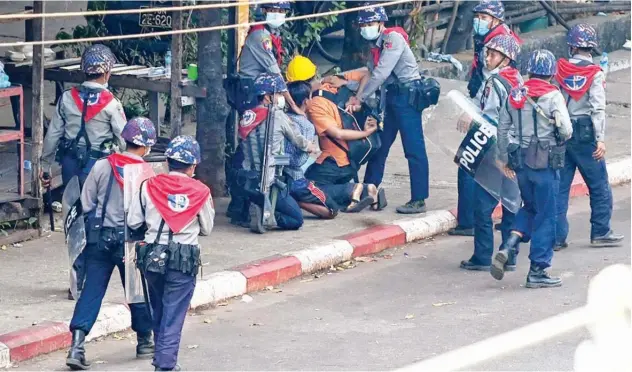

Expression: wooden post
xmin=31 ymin=0 xmax=44 ymax=235
xmin=169 ymin=0 xmax=183 ymax=138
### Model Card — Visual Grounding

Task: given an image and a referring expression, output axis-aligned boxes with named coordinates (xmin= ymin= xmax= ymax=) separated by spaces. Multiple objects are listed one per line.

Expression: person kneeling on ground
xmin=285 ymin=80 xmax=377 ymax=215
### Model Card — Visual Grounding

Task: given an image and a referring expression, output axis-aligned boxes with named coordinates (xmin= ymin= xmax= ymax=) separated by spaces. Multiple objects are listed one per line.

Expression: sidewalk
xmin=0 ymin=76 xmax=630 ymax=366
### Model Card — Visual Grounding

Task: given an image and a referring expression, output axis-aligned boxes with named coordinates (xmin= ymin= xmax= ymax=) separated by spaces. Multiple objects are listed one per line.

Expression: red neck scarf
xmin=555 ymin=58 xmax=602 ymax=101
xmin=249 ymin=25 xmax=283 ymax=66
xmin=238 ymin=107 xmax=268 ymax=140
xmin=498 ymin=66 xmax=523 ymax=89
xmin=146 ymin=174 xmax=212 ymax=234
xmin=106 ymin=153 xmax=144 ymax=188
xmin=70 ymin=87 xmax=114 ymax=122
xmin=371 ymin=27 xmax=409 ymax=66
xmin=509 ymin=79 xmax=558 ymax=109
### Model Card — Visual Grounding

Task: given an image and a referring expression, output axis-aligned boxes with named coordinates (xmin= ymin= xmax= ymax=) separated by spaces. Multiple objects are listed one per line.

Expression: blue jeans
xmin=456 ymin=168 xmax=475 ymax=228
xmin=146 ymin=270 xmax=196 ymax=370
xmin=364 ymin=89 xmax=429 ymax=201
xmin=61 ymin=154 xmax=98 ymax=188
xmin=274 ymin=188 xmax=304 ymax=230
xmin=471 ymin=183 xmax=516 ymax=265
xmin=556 ymin=140 xmax=612 ymax=242
xmin=69 ymin=244 xmax=152 ymax=335
xmin=513 ymin=166 xmax=558 ymax=269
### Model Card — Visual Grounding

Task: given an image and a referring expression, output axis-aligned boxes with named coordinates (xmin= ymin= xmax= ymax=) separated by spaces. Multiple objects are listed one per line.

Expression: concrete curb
xmin=1 ymin=157 xmax=630 ymax=367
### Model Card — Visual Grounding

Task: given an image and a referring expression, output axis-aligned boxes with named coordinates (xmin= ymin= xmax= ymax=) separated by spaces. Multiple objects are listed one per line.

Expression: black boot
xmin=136 ymin=332 xmax=155 ymax=359
xmin=526 ymin=265 xmax=562 ymax=288
xmin=66 ymin=330 xmax=91 ymax=370
xmin=490 ymin=233 xmax=521 ymax=281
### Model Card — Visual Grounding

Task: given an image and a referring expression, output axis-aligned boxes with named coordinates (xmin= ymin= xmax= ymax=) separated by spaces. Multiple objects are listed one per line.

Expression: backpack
xmin=312 ymin=86 xmax=382 ymax=170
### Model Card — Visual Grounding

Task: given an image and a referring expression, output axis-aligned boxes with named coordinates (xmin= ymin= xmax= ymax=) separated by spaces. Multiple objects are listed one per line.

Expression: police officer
xmin=460 ymin=35 xmax=523 ymax=272
xmin=66 ymin=117 xmax=157 ymax=371
xmin=41 ymin=44 xmax=127 ymax=189
xmin=347 ymin=6 xmax=430 ymax=214
xmin=555 ymin=24 xmax=624 ymax=249
xmin=494 ymin=50 xmax=573 ymax=288
xmin=128 ymin=136 xmax=214 ymax=371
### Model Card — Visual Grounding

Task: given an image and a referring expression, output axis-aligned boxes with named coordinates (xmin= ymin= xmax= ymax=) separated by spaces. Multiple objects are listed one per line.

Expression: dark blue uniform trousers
xmin=69 ymin=244 xmax=152 ymax=335
xmin=61 ymin=155 xmax=98 ymax=187
xmin=364 ymin=89 xmax=429 ymax=202
xmin=472 ymin=183 xmax=516 ymax=266
xmin=145 ymin=270 xmax=196 ymax=370
xmin=456 ymin=168 xmax=475 ymax=229
xmin=274 ymin=189 xmax=304 ymax=230
xmin=512 ymin=166 xmax=558 ymax=269
xmin=556 ymin=140 xmax=612 ymax=243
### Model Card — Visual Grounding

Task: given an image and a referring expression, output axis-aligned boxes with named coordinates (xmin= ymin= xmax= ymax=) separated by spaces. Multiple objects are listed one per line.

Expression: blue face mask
xmin=473 ymin=18 xmax=490 ymax=36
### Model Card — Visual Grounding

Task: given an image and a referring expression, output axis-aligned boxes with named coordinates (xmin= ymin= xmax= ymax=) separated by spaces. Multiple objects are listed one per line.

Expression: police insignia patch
xmin=384 ymin=41 xmax=393 ymax=49
xmin=262 ymin=37 xmax=272 ymax=51
xmin=241 ymin=110 xmax=256 ymax=127
xmin=167 ymin=194 xmax=190 ymax=212
xmin=563 ymin=75 xmax=587 ymax=91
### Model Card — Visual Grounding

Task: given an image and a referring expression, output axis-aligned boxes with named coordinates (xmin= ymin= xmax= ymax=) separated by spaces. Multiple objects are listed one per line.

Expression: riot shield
xmin=423 ymin=90 xmax=521 ymax=213
xmin=123 ymin=161 xmax=167 ymax=304
xmin=62 ymin=176 xmax=86 ymax=301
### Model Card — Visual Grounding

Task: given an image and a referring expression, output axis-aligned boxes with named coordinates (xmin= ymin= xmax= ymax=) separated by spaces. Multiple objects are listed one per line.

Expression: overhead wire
xmin=0 ymin=0 xmax=412 ymax=48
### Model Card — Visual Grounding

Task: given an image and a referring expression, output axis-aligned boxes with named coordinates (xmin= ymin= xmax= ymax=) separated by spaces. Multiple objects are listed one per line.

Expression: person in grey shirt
xmin=65 ymin=117 xmax=158 ymax=371
xmin=41 ymin=44 xmax=126 ymax=189
xmin=494 ymin=50 xmax=572 ymax=289
xmin=554 ymin=24 xmax=623 ymax=249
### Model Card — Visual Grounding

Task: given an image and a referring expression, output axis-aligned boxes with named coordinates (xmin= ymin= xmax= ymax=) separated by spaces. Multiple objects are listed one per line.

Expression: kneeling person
xmin=66 ymin=117 xmax=158 ymax=370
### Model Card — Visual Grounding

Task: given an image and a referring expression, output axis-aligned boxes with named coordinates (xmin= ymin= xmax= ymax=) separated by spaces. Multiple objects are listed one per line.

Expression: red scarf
xmin=472 ymin=24 xmax=522 ymax=72
xmin=70 ymin=87 xmax=114 ymax=122
xmin=498 ymin=66 xmax=523 ymax=89
xmin=106 ymin=153 xmax=145 ymax=188
xmin=555 ymin=58 xmax=602 ymax=101
xmin=146 ymin=174 xmax=212 ymax=234
xmin=238 ymin=107 xmax=268 ymax=140
xmin=371 ymin=27 xmax=410 ymax=66
xmin=509 ymin=79 xmax=558 ymax=109
xmin=249 ymin=25 xmax=283 ymax=66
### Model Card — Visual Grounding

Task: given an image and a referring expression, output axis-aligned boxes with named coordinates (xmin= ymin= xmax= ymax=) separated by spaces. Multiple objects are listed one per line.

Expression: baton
xmin=43 ymin=172 xmax=54 ymax=231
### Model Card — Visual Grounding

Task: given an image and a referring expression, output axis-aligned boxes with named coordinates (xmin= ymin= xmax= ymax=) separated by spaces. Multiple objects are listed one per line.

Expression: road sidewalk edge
xmin=1 ymin=157 xmax=630 ymax=367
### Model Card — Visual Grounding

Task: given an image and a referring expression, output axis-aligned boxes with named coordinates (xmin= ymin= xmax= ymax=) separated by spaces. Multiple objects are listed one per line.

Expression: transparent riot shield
xmin=423 ymin=90 xmax=521 ymax=213
xmin=123 ymin=162 xmax=167 ymax=304
xmin=62 ymin=176 xmax=86 ymax=300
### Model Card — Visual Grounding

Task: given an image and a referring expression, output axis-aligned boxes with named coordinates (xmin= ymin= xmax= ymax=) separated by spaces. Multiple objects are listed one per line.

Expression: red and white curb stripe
xmin=1 ymin=157 xmax=629 ymax=367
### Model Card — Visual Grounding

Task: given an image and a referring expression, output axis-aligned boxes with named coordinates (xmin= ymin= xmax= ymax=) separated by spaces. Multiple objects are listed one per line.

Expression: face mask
xmin=266 ymin=12 xmax=286 ymax=28
xmin=276 ymin=96 xmax=286 ymax=110
xmin=360 ymin=25 xmax=380 ymax=41
xmin=473 ymin=18 xmax=490 ymax=36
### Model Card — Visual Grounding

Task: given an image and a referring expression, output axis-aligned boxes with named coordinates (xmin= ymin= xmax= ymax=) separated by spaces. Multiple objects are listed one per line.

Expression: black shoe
xmin=66 ymin=330 xmax=91 ymax=370
xmin=459 ymin=260 xmax=490 ymax=271
xmin=494 ymin=223 xmax=502 ymax=231
xmin=136 ymin=332 xmax=154 ymax=359
xmin=554 ymin=242 xmax=568 ymax=252
xmin=396 ymin=200 xmax=427 ymax=214
xmin=491 ymin=233 xmax=521 ymax=281
xmin=448 ymin=226 xmax=475 ymax=237
xmin=155 ymin=364 xmax=181 ymax=371
xmin=526 ymin=265 xmax=562 ymax=288
xmin=67 ymin=289 xmax=74 ymax=301
xmin=591 ymin=230 xmax=624 ymax=247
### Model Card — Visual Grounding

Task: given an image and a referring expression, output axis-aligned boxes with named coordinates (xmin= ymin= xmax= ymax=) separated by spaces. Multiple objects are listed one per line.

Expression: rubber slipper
xmin=371 ymin=188 xmax=387 ymax=211
xmin=344 ymin=196 xmax=374 ymax=213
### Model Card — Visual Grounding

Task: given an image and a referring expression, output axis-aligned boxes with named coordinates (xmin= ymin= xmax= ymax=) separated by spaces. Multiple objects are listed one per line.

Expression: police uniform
xmin=238 ymin=74 xmax=311 ymax=230
xmin=355 ymin=6 xmax=430 ymax=214
xmin=66 ymin=117 xmax=158 ymax=371
xmin=494 ymin=50 xmax=573 ymax=288
xmin=555 ymin=24 xmax=624 ymax=248
xmin=42 ymin=44 xmax=126 ymax=187
xmin=460 ymin=35 xmax=523 ymax=272
xmin=128 ymin=135 xmax=214 ymax=372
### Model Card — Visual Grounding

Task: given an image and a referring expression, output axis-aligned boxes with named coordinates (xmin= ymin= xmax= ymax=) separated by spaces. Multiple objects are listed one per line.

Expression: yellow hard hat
xmin=286 ymin=55 xmax=317 ymax=83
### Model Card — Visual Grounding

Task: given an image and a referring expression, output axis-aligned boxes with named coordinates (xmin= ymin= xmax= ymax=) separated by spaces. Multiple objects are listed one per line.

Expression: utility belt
xmin=136 ymin=219 xmax=201 ymax=277
xmin=223 ymin=74 xmax=257 ymax=113
xmin=570 ymin=115 xmax=595 ymax=143
xmin=387 ymin=77 xmax=441 ymax=112
xmin=56 ymin=137 xmax=110 ymax=166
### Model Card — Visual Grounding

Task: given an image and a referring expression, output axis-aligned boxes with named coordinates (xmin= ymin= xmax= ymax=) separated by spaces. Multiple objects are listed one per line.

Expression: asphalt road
xmin=17 ymin=187 xmax=631 ymax=371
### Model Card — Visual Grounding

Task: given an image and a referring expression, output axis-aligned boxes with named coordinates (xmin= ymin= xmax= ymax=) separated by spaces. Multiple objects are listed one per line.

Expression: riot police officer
xmin=66 ymin=117 xmax=157 ymax=371
xmin=347 ymin=5 xmax=432 ymax=214
xmin=494 ymin=50 xmax=573 ymax=288
xmin=41 ymin=44 xmax=127 ymax=189
xmin=128 ymin=136 xmax=214 ymax=371
xmin=460 ymin=35 xmax=523 ymax=272
xmin=555 ymin=24 xmax=624 ymax=249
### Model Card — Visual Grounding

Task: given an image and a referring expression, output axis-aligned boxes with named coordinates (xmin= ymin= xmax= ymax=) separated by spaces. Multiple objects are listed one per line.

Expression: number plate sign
xmin=139 ymin=6 xmax=172 ymax=29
